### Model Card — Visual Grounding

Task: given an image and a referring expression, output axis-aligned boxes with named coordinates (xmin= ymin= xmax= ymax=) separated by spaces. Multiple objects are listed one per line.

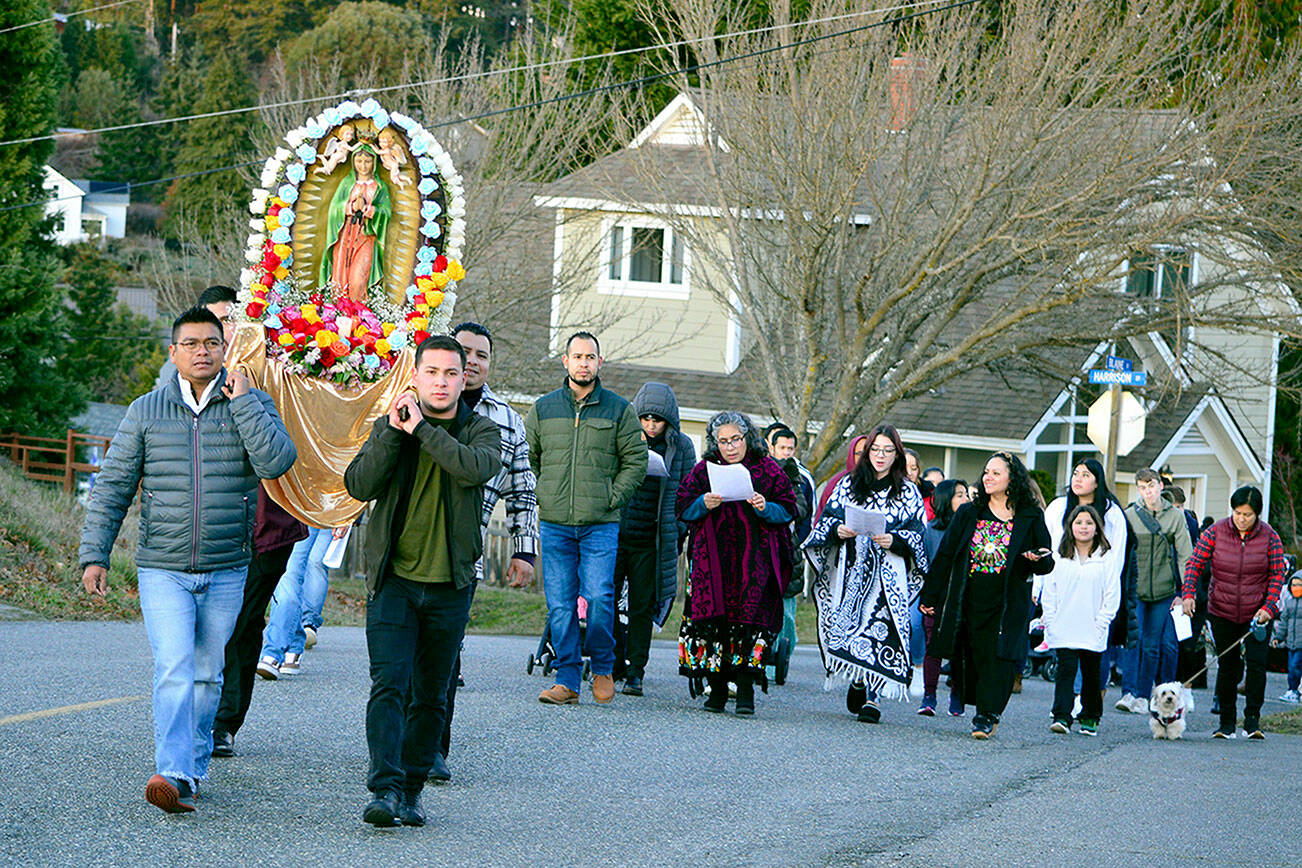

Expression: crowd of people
xmin=77 ymin=287 xmax=1296 ymax=824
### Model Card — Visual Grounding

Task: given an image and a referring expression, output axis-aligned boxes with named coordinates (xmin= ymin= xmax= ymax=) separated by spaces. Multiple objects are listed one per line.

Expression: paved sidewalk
xmin=0 ymin=621 xmax=1296 ymax=867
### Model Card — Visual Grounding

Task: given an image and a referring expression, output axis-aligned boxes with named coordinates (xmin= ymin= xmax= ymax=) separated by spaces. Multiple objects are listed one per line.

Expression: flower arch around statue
xmin=228 ymin=99 xmax=466 ymax=527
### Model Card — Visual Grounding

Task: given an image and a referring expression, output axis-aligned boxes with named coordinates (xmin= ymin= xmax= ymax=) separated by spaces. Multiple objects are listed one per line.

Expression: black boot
xmin=735 ymin=675 xmax=755 ymax=716
xmin=703 ymin=674 xmax=728 ymax=713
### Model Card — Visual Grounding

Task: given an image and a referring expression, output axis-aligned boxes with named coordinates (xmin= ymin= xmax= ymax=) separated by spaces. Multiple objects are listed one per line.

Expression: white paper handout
xmin=647 ymin=450 xmax=669 ymax=478
xmin=322 ymin=525 xmax=353 ymax=570
xmin=845 ymin=503 xmax=887 ymax=537
xmin=1170 ymin=606 xmax=1193 ymax=642
xmin=706 ymin=461 xmax=755 ymax=502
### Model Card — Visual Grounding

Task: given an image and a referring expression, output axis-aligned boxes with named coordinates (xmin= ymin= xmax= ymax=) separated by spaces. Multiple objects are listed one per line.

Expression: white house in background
xmin=42 ymin=166 xmax=129 ymax=246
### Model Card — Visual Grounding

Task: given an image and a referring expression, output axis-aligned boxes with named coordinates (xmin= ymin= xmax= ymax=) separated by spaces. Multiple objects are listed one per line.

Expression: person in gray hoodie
xmin=80 ymin=306 xmax=297 ymax=815
xmin=613 ymin=383 xmax=696 ymax=696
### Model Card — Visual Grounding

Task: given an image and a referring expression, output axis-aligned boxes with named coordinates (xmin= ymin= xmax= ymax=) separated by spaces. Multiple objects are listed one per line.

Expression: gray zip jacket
xmin=79 ymin=371 xmax=298 ymax=573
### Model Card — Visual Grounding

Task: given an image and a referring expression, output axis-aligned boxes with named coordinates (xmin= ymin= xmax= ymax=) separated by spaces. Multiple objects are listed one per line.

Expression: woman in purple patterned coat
xmin=676 ymin=412 xmax=798 ymax=716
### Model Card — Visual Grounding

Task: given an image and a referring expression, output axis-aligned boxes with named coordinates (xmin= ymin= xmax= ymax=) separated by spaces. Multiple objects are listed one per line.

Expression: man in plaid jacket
xmin=435 ymin=321 xmax=540 ymax=778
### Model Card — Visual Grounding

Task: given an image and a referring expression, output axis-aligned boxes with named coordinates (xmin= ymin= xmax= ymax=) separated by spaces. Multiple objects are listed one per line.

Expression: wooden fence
xmin=1 ymin=430 xmax=113 ymax=494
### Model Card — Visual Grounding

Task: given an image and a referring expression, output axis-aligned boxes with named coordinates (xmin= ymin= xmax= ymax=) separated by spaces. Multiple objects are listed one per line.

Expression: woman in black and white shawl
xmin=804 ymin=424 xmax=929 ymax=723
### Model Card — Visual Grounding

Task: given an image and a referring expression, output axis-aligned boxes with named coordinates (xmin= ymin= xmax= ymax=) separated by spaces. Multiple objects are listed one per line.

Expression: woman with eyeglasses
xmin=675 ymin=412 xmax=798 ymax=715
xmin=805 ymin=425 xmax=930 ymax=723
xmin=920 ymin=451 xmax=1054 ymax=738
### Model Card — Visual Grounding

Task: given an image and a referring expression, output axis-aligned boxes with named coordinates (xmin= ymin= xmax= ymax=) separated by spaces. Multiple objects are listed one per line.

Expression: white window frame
xmin=597 ymin=216 xmax=690 ymax=300
xmin=1121 ymin=244 xmax=1193 ymax=300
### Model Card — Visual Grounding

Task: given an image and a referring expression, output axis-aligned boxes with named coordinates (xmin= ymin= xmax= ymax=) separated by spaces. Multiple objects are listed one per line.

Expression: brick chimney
xmin=889 ymin=53 xmax=927 ymax=132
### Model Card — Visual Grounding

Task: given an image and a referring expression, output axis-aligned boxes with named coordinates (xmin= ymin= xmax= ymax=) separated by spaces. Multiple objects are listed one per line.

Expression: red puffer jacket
xmin=1182 ymin=517 xmax=1285 ymax=623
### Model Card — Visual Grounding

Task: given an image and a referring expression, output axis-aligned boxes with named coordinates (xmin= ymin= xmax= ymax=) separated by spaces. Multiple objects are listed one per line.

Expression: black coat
xmin=920 ymin=501 xmax=1054 ymax=661
xmin=1111 ymin=522 xmax=1140 ymax=648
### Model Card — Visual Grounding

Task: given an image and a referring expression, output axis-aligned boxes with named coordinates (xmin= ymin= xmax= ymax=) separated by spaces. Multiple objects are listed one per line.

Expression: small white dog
xmin=1148 ymin=681 xmax=1194 ymax=740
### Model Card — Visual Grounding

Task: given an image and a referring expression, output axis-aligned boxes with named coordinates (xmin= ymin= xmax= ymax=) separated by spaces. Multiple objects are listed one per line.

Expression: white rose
xmin=245 ymin=248 xmax=261 ymax=263
xmin=247 ymin=233 xmax=265 ymax=247
xmin=249 ymin=218 xmax=265 ymax=231
xmin=285 ymin=128 xmax=306 ymax=147
xmin=273 ymin=148 xmax=291 ymax=162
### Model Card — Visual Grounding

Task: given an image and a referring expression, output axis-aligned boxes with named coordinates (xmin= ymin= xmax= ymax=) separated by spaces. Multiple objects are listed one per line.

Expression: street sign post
xmin=1105 ymin=355 xmax=1133 ymax=372
xmin=1088 ymin=369 xmax=1148 ymax=386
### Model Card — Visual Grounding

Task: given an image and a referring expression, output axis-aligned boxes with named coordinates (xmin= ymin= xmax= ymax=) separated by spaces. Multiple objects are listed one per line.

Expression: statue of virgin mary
xmin=318 ymin=143 xmax=391 ymax=303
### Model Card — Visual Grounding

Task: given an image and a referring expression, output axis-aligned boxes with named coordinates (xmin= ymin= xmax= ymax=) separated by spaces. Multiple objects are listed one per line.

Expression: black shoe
xmin=621 ymin=676 xmax=644 ymax=696
xmin=857 ymin=701 xmax=882 ymax=724
xmin=971 ymin=715 xmax=994 ymax=740
xmin=1244 ymin=718 xmax=1264 ymax=739
xmin=704 ymin=677 xmax=728 ymax=713
xmin=1212 ymin=726 xmax=1236 ymax=739
xmin=399 ymin=791 xmax=426 ymax=827
xmin=846 ymin=682 xmax=867 ymax=715
xmin=735 ymin=679 xmax=755 ymax=716
xmin=363 ymin=791 xmax=402 ymax=827
xmin=430 ymin=752 xmax=451 ymax=784
xmin=211 ymin=730 xmax=235 ymax=758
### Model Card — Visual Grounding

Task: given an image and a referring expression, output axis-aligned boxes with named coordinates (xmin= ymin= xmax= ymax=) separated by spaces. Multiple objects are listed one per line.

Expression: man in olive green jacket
xmin=526 ymin=332 xmax=647 ymax=705
xmin=344 ymin=336 xmax=500 ymax=827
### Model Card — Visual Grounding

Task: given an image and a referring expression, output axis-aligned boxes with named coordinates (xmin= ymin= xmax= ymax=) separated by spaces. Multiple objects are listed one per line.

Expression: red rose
xmin=433 ymin=255 xmax=448 ymax=273
xmin=413 ymin=329 xmax=429 ymax=344
xmin=261 ymin=252 xmax=280 ymax=270
xmin=246 ymin=301 xmax=266 ymax=318
xmin=259 ymin=272 xmax=275 ymax=288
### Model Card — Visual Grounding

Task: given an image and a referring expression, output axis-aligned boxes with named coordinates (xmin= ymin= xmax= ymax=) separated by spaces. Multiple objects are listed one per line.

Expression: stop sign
xmin=1087 ymin=390 xmax=1146 ymax=457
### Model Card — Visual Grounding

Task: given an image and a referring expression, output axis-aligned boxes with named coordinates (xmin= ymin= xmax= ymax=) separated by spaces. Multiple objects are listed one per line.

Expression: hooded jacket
xmin=618 ymin=383 xmax=696 ymax=608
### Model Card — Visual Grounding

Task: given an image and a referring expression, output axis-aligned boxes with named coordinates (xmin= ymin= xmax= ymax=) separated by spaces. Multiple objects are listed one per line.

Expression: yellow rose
xmin=429 ymin=272 xmax=451 ymax=289
xmin=265 ymin=215 xmax=280 ymax=231
xmin=428 ymin=290 xmax=445 ymax=308
xmin=447 ymin=260 xmax=466 ymax=281
xmin=410 ymin=317 xmax=428 ymax=330
xmin=315 ymin=330 xmax=338 ymax=348
xmin=273 ymin=243 xmax=292 ymax=259
xmin=416 ymin=303 xmax=430 ymax=314
xmin=382 ymin=322 xmax=396 ymax=336
xmin=273 ymin=266 xmax=289 ymax=280
xmin=277 ymin=333 xmax=295 ymax=347
xmin=375 ymin=339 xmax=392 ymax=355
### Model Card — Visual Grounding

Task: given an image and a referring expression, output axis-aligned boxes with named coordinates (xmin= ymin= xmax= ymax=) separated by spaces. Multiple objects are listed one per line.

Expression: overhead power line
xmin=0 ymin=0 xmax=145 ymax=36
xmin=0 ymin=0 xmax=957 ymax=149
xmin=9 ymin=0 xmax=981 ymax=215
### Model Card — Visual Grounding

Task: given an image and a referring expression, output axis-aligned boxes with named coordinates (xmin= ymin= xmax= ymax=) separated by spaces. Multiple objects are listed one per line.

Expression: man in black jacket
xmin=612 ymin=383 xmax=695 ymax=696
xmin=344 ymin=336 xmax=500 ymax=828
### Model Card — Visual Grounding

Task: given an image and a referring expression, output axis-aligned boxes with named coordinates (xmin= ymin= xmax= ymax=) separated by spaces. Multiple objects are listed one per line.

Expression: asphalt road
xmin=1 ymin=621 xmax=1297 ymax=867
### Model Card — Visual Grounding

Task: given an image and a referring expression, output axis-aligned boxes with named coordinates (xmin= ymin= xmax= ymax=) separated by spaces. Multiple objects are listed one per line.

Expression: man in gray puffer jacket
xmin=80 ymin=307 xmax=297 ymax=815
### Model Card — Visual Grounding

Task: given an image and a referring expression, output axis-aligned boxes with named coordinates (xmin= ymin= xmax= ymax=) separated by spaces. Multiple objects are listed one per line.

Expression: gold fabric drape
xmin=228 ymin=323 xmax=414 ymax=527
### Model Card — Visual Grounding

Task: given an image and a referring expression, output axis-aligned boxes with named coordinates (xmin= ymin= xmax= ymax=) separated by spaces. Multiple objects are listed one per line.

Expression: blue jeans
xmin=1289 ymin=648 xmax=1302 ymax=692
xmin=1136 ymin=596 xmax=1179 ymax=699
xmin=137 ymin=566 xmax=247 ymax=786
xmin=540 ymin=521 xmax=619 ymax=691
xmin=260 ymin=527 xmax=332 ymax=661
xmin=908 ymin=599 xmax=925 ymax=662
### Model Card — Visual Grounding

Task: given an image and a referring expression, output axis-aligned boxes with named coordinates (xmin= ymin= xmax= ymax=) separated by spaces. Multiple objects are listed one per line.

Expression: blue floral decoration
xmin=405 ymin=285 xmax=419 ymax=301
xmin=285 ymin=162 xmax=306 ymax=184
xmin=420 ymin=221 xmax=442 ymax=239
xmin=360 ymin=98 xmax=380 ymax=117
xmin=420 ymin=201 xmax=441 ymax=220
xmin=271 ymin=227 xmax=291 ymax=245
xmin=373 ymin=109 xmax=390 ymax=130
xmin=277 ymin=209 xmax=295 ymax=227
xmin=414 ymin=260 xmax=433 ymax=276
xmin=364 ymin=354 xmax=380 ymax=369
xmin=416 ymin=247 xmax=435 ymax=262
xmin=410 ymin=135 xmax=431 ymax=156
xmin=388 ymin=331 xmax=408 ymax=350
xmin=304 ymin=120 xmax=325 ymax=139
xmin=295 ymin=144 xmax=317 ymax=164
xmin=338 ymin=100 xmax=360 ymax=117
xmin=278 ymin=184 xmax=299 ymax=204
xmin=418 ymin=157 xmax=437 ymax=176
xmin=265 ymin=315 xmax=283 ymax=329
xmin=417 ymin=176 xmax=438 ymax=195
xmin=273 ymin=279 xmax=293 ymax=295
xmin=322 ymin=107 xmax=342 ymax=126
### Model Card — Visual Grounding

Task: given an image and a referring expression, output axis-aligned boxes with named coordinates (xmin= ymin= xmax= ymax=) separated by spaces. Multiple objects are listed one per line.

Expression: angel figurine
xmin=315 ymin=123 xmax=360 ymax=175
xmin=375 ymin=128 xmax=411 ymax=189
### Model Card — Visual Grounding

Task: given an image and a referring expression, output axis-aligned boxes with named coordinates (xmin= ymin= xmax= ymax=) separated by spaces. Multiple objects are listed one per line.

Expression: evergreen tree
xmin=0 ymin=0 xmax=83 ymax=438
xmin=161 ymin=49 xmax=258 ymax=240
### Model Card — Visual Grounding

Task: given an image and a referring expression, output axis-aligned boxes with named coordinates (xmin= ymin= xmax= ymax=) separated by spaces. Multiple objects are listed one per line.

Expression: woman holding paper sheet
xmin=804 ymin=425 xmax=929 ymax=723
xmin=676 ymin=412 xmax=798 ymax=715
xmin=920 ymin=451 xmax=1054 ymax=739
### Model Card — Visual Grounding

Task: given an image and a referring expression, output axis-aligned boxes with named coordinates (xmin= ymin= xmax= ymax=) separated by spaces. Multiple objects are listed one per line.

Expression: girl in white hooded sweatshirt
xmin=1042 ymin=504 xmax=1120 ymax=736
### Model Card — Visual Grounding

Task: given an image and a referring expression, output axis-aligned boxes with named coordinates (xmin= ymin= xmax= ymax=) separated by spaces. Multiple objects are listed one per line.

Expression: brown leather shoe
xmin=538 ymin=684 xmax=579 ymax=705
xmin=591 ymin=674 xmax=615 ymax=704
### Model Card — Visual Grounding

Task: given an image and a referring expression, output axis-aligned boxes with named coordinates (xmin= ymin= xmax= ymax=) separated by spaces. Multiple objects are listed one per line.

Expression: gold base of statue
xmin=228 ymin=323 xmax=414 ymax=528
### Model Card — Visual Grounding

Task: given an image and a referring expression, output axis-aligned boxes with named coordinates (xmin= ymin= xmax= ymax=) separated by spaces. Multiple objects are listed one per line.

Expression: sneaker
xmin=591 ymin=674 xmax=615 ymax=704
xmin=971 ymin=716 xmax=994 ymax=740
xmin=211 ymin=730 xmax=235 ymax=758
xmin=303 ymin=625 xmax=318 ymax=650
xmin=917 ymin=695 xmax=937 ymax=716
xmin=279 ymin=653 xmax=302 ymax=676
xmin=1212 ymin=727 xmax=1236 ymax=739
xmin=1278 ymin=689 xmax=1300 ymax=704
xmin=1114 ymin=692 xmax=1136 ymax=712
xmin=1125 ymin=696 xmax=1149 ymax=714
xmin=948 ymin=694 xmax=964 ymax=717
xmin=256 ymin=656 xmax=280 ymax=680
xmin=857 ymin=701 xmax=881 ymax=724
xmin=538 ymin=684 xmax=579 ymax=705
xmin=1078 ymin=718 xmax=1098 ymax=736
xmin=1050 ymin=718 xmax=1071 ymax=734
xmin=145 ymin=774 xmax=196 ymax=814
xmin=1243 ymin=717 xmax=1263 ymax=739
xmin=621 ymin=675 xmax=644 ymax=696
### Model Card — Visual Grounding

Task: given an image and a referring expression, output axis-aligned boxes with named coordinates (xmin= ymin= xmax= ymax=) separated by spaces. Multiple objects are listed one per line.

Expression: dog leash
xmin=1181 ymin=627 xmax=1257 ymax=690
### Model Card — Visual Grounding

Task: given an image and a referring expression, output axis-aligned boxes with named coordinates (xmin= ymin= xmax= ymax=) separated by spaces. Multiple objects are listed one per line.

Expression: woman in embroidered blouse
xmin=920 ymin=451 xmax=1054 ymax=739
xmin=804 ymin=424 xmax=929 ymax=724
xmin=676 ymin=412 xmax=798 ymax=716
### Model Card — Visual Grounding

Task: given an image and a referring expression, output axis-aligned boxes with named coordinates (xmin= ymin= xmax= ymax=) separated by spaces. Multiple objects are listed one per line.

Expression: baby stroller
xmin=526 ymin=595 xmax=592 ymax=682
xmin=1024 ymin=617 xmax=1058 ymax=682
